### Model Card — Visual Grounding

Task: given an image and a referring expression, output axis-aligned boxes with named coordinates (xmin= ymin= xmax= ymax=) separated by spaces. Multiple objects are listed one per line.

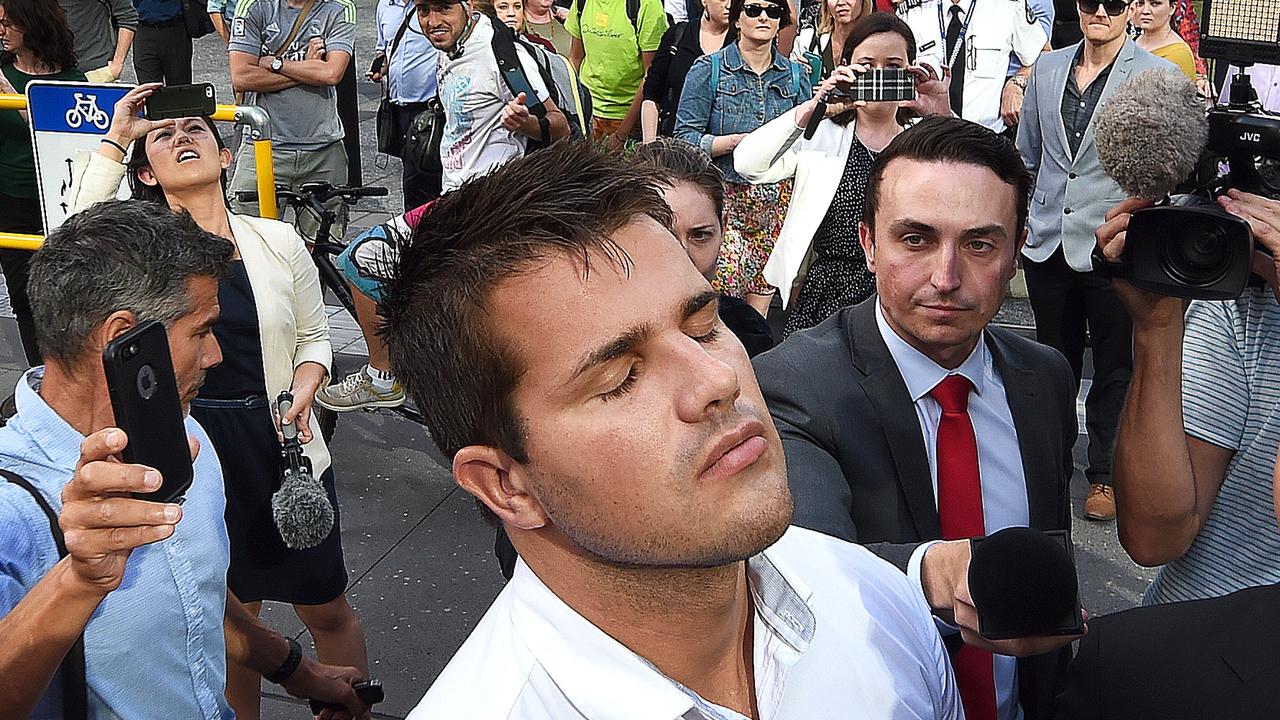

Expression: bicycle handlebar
xmin=234 ymin=183 xmax=389 ymax=206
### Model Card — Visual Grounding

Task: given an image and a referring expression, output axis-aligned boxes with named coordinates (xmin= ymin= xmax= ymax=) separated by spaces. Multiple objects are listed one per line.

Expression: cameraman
xmin=1098 ymin=190 xmax=1280 ymax=605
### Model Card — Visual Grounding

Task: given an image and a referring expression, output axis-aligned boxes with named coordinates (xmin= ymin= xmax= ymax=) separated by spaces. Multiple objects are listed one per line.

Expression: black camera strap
xmin=0 ymin=468 xmax=88 ymax=720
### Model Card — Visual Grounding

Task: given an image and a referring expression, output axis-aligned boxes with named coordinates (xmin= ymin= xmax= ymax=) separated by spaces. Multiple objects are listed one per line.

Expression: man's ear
xmin=1010 ymin=226 xmax=1029 ymax=282
xmin=95 ymin=310 xmax=140 ymax=352
xmin=219 ymin=146 xmax=233 ymax=170
xmin=859 ymin=221 xmax=876 ymax=274
xmin=453 ymin=445 xmax=548 ymax=531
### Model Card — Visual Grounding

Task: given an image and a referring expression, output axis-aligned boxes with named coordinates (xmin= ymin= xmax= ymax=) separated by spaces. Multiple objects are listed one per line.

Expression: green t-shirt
xmin=0 ymin=63 xmax=87 ymax=200
xmin=566 ymin=0 xmax=667 ymax=119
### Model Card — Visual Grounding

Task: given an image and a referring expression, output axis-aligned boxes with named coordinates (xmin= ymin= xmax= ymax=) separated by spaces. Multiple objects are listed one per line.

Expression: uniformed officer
xmin=896 ymin=0 xmax=1045 ymax=132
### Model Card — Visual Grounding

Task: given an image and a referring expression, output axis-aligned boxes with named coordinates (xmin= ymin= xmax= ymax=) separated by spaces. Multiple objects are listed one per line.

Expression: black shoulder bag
xmin=0 ymin=469 xmax=88 ymax=720
xmin=376 ymin=10 xmax=417 ymax=157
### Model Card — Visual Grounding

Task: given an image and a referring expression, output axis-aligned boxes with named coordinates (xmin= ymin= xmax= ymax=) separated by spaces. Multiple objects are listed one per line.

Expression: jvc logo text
xmin=1240 ymin=131 xmax=1263 ymax=143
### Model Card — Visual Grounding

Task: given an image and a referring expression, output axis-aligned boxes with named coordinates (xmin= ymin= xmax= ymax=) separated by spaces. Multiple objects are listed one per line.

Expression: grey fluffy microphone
xmin=271 ymin=392 xmax=334 ymax=549
xmin=1094 ymin=68 xmax=1208 ymax=200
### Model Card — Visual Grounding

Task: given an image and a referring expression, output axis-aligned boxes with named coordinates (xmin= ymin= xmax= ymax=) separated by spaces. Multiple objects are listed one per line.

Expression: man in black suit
xmin=755 ymin=116 xmax=1079 ymax=720
xmin=1056 ymin=582 xmax=1280 ymax=719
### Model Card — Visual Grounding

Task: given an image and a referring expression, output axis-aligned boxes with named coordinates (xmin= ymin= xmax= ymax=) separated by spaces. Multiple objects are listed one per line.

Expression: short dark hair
xmin=381 ymin=141 xmax=673 ymax=479
xmin=729 ymin=0 xmax=792 ymax=29
xmin=28 ymin=200 xmax=234 ymax=366
xmin=629 ymin=138 xmax=726 ymax=218
xmin=863 ymin=115 xmax=1032 ymax=239
xmin=846 ymin=12 xmax=916 ymax=64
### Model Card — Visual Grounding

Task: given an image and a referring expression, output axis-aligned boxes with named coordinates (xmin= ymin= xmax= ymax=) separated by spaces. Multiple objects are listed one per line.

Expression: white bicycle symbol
xmin=64 ymin=93 xmax=111 ymax=130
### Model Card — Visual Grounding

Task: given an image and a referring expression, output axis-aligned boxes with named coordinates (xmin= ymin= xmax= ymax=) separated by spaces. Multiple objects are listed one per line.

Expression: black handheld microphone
xmin=967 ymin=527 xmax=1083 ymax=640
xmin=803 ymin=44 xmax=856 ymax=140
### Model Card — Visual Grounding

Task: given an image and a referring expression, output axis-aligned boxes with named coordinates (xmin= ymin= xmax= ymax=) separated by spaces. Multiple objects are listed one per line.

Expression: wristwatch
xmin=1007 ymin=74 xmax=1028 ymax=91
xmin=270 ymin=57 xmax=284 ymax=73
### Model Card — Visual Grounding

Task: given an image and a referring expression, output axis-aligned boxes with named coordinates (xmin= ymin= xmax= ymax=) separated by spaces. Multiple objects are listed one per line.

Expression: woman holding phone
xmin=735 ymin=13 xmax=949 ymax=335
xmin=0 ymin=0 xmax=83 ymax=367
xmin=66 ymin=84 xmax=368 ymax=720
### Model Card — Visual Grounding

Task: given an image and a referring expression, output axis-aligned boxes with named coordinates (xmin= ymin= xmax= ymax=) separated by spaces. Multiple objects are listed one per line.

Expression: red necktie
xmin=930 ymin=374 xmax=997 ymax=720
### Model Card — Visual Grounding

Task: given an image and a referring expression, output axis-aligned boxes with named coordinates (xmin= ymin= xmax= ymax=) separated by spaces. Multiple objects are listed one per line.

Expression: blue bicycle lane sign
xmin=26 ymin=81 xmax=132 ymax=232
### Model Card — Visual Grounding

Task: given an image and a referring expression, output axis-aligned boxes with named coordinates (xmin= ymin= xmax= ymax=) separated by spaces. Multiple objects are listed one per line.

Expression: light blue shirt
xmin=1009 ymin=0 xmax=1053 ymax=76
xmin=376 ymin=0 xmax=439 ymax=105
xmin=0 ymin=368 xmax=233 ymax=720
xmin=207 ymin=0 xmax=234 ymax=19
xmin=876 ymin=302 xmax=1031 ymax=720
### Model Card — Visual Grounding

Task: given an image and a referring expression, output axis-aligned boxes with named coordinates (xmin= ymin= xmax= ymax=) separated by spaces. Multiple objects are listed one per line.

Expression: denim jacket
xmin=675 ymin=42 xmax=813 ymax=183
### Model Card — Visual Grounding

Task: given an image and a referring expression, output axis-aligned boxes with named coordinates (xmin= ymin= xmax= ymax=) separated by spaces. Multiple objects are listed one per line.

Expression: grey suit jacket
xmin=754 ymin=297 xmax=1078 ymax=720
xmin=1017 ymin=39 xmax=1177 ymax=272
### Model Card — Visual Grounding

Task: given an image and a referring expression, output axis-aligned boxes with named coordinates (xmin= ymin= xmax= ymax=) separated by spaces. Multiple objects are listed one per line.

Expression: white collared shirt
xmin=409 ymin=526 xmax=962 ymax=719
xmin=897 ymin=0 xmax=1046 ymax=132
xmin=875 ymin=301 xmax=1031 ymax=720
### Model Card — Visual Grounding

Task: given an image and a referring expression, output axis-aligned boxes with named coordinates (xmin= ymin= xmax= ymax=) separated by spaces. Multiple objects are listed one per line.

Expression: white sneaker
xmin=315 ymin=370 xmax=405 ymax=412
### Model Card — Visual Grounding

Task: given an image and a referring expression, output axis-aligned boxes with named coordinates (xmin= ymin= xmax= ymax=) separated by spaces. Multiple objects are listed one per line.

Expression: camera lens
xmin=1162 ymin=225 xmax=1235 ymax=287
xmin=136 ymin=365 xmax=157 ymax=400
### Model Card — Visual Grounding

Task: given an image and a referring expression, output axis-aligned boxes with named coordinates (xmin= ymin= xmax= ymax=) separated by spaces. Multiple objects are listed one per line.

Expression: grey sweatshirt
xmin=58 ymin=0 xmax=139 ymax=70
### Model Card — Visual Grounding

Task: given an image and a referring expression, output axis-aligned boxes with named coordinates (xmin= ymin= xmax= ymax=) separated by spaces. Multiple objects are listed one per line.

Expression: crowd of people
xmin=2 ymin=0 xmax=1280 ymax=717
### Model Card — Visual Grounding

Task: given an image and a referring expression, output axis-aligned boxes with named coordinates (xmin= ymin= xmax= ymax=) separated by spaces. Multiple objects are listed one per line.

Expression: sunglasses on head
xmin=742 ymin=4 xmax=784 ymax=19
xmin=1077 ymin=0 xmax=1128 ymax=15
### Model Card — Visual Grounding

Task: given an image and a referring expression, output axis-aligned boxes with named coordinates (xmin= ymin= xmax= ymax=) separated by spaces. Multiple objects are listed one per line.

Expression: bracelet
xmin=264 ymin=636 xmax=302 ymax=684
xmin=1007 ymin=75 xmax=1028 ymax=91
xmin=99 ymin=137 xmax=127 ymax=155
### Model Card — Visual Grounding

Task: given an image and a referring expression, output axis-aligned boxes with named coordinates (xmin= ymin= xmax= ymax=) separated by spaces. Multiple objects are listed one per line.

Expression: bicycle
xmin=233 ymin=182 xmax=426 ymax=438
xmin=235 ymin=182 xmax=386 ymax=320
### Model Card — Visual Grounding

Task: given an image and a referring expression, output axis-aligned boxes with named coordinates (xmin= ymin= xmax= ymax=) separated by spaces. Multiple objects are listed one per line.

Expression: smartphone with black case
xmin=102 ymin=320 xmax=193 ymax=504
xmin=828 ymin=67 xmax=917 ymax=103
xmin=144 ymin=83 xmax=217 ymax=121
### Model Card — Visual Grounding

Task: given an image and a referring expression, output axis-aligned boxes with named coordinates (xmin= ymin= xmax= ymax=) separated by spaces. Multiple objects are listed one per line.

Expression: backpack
xmin=656 ymin=21 xmax=690 ymax=136
xmin=490 ymin=23 xmax=592 ymax=150
xmin=573 ymin=0 xmax=642 ymax=49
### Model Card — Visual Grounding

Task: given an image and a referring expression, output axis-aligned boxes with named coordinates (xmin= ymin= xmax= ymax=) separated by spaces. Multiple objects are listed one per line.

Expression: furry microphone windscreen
xmin=272 ymin=467 xmax=335 ymax=550
xmin=1094 ymin=68 xmax=1208 ymax=200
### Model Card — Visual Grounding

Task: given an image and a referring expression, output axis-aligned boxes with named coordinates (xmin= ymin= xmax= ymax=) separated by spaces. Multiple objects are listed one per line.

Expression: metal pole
xmin=0 ymin=97 xmax=277 ymax=248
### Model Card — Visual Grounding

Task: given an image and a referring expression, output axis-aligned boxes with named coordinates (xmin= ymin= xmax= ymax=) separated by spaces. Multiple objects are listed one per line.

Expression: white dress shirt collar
xmin=874 ymin=299 xmax=990 ymax=401
xmin=506 ymin=550 xmax=816 ymax=720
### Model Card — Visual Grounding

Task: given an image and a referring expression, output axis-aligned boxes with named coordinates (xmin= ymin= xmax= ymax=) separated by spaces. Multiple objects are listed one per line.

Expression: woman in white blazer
xmin=68 ymin=83 xmax=367 ymax=720
xmin=736 ymin=12 xmax=951 ymax=336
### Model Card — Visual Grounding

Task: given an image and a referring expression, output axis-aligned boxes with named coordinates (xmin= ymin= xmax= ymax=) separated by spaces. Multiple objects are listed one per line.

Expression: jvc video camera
xmin=1097 ymin=0 xmax=1280 ymax=300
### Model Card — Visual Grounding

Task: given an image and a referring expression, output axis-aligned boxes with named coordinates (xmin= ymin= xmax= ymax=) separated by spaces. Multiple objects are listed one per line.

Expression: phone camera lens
xmin=137 ymin=365 xmax=157 ymax=400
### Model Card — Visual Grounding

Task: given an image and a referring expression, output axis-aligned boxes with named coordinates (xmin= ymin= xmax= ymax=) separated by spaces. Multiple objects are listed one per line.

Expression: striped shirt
xmin=1143 ymin=288 xmax=1280 ymax=605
